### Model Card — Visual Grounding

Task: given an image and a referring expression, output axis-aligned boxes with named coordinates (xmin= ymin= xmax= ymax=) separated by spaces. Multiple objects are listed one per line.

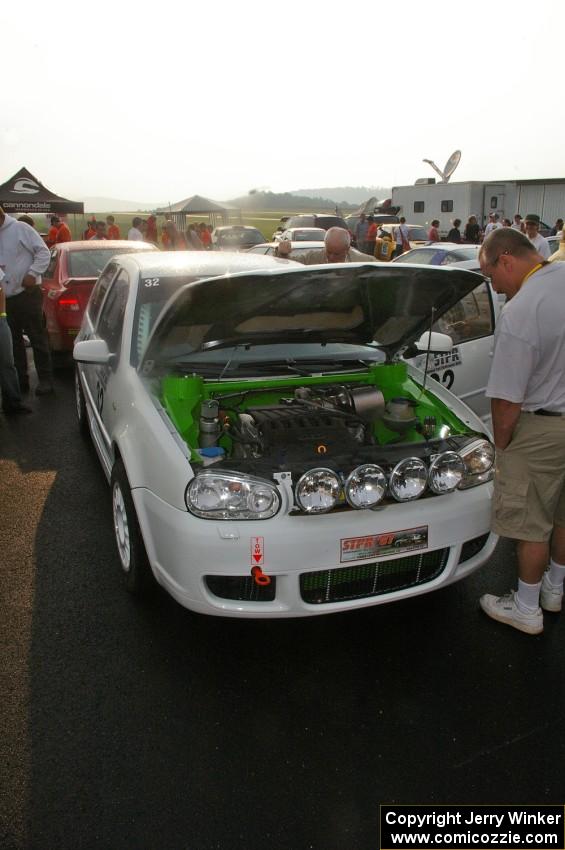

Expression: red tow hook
xmin=251 ymin=566 xmax=271 ymax=586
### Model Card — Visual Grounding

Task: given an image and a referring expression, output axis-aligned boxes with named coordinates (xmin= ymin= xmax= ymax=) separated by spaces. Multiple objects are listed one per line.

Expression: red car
xmin=42 ymin=240 xmax=157 ymax=353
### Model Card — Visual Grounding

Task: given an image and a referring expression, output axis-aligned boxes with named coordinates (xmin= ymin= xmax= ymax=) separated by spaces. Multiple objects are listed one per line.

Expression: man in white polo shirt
xmin=524 ymin=213 xmax=550 ymax=259
xmin=478 ymin=228 xmax=565 ymax=634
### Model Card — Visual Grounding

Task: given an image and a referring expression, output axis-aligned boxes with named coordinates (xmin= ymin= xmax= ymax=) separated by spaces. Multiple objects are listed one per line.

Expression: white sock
xmin=548 ymin=559 xmax=565 ymax=588
xmin=516 ymin=579 xmax=542 ymax=612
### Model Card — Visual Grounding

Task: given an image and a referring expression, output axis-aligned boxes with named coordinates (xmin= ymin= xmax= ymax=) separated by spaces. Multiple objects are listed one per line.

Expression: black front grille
xmin=205 ymin=575 xmax=276 ymax=602
xmin=459 ymin=534 xmax=490 ymax=563
xmin=300 ymin=549 xmax=450 ymax=604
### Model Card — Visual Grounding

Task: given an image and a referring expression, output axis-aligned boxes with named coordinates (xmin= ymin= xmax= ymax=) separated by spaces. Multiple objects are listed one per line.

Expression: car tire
xmin=111 ymin=460 xmax=155 ymax=595
xmin=75 ymin=368 xmax=89 ymax=438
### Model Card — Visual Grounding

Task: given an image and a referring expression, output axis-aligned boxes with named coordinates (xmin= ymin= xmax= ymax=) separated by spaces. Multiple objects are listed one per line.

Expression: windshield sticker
xmin=340 ymin=526 xmax=428 ymax=562
xmin=431 ymin=347 xmax=461 ymax=370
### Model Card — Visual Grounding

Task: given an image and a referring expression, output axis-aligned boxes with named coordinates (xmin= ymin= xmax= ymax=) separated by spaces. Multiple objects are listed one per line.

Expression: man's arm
xmin=490 ymin=398 xmax=522 ymax=450
xmin=21 ymin=224 xmax=50 ymax=280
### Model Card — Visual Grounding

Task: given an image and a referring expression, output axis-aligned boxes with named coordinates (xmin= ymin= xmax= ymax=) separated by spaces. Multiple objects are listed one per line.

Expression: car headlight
xmin=389 ymin=457 xmax=428 ymax=501
xmin=344 ymin=464 xmax=387 ymax=509
xmin=295 ymin=468 xmax=341 ymax=514
xmin=428 ymin=451 xmax=465 ymax=494
xmin=186 ymin=472 xmax=281 ymax=519
xmin=458 ymin=438 xmax=495 ymax=489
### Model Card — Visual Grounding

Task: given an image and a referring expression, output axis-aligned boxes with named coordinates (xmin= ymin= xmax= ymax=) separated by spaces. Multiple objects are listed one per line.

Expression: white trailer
xmin=391 ymin=179 xmax=565 ymax=237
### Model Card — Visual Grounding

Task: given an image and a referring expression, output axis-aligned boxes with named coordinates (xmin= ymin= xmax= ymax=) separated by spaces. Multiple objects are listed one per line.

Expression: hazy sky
xmin=1 ymin=1 xmax=563 ymax=203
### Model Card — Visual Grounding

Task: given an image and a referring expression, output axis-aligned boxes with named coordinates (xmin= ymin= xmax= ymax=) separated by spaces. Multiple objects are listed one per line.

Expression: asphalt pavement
xmin=1 ymin=369 xmax=564 ymax=850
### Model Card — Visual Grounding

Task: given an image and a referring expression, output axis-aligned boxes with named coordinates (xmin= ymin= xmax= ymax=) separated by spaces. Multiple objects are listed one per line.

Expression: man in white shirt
xmin=393 ymin=217 xmax=410 ymax=258
xmin=128 ymin=217 xmax=145 ymax=241
xmin=524 ymin=213 xmax=550 ymax=259
xmin=511 ymin=213 xmax=525 ymax=232
xmin=0 ymin=207 xmax=52 ymax=394
xmin=478 ymin=228 xmax=565 ymax=635
xmin=484 ymin=212 xmax=502 ymax=237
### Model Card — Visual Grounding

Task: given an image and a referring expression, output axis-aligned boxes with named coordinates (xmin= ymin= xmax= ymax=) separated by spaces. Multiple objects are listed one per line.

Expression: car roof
xmin=409 ymin=243 xmax=477 ymax=251
xmin=123 ymin=250 xmax=291 ymax=276
xmin=214 ymin=225 xmax=260 ymax=231
xmin=56 ymin=240 xmax=156 ymax=252
xmin=253 ymin=241 xmax=326 ymax=249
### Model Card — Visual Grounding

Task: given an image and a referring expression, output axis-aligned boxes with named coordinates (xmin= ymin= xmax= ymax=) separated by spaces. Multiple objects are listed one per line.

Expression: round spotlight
xmin=428 ymin=451 xmax=465 ymax=494
xmin=389 ymin=457 xmax=427 ymax=502
xmin=295 ymin=468 xmax=341 ymax=514
xmin=345 ymin=464 xmax=387 ymax=509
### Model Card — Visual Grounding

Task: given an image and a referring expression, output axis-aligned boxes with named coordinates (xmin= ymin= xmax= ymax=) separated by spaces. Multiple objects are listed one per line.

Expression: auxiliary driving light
xmin=389 ymin=457 xmax=428 ymax=502
xmin=428 ymin=451 xmax=465 ymax=494
xmin=344 ymin=464 xmax=387 ymax=509
xmin=295 ymin=468 xmax=341 ymax=514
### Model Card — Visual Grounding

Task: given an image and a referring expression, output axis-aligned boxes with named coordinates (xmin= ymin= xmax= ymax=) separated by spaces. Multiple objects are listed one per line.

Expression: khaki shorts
xmin=492 ymin=412 xmax=565 ymax=542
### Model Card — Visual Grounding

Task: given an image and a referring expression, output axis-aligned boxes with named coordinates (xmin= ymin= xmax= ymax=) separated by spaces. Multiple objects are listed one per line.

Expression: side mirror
xmin=73 ymin=338 xmax=113 ymax=364
xmin=414 ymin=331 xmax=453 ymax=353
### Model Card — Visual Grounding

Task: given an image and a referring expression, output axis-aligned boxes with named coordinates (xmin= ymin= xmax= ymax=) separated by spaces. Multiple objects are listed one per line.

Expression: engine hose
xmin=251 ymin=566 xmax=271 ymax=586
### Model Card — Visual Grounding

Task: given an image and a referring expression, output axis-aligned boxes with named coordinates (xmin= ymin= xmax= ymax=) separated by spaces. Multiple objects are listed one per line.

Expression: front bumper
xmin=132 ymin=483 xmax=496 ymax=618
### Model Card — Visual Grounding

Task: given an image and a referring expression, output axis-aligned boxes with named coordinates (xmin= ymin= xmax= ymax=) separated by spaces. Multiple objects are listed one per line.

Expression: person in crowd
xmin=186 ymin=223 xmax=203 ymax=250
xmin=511 ymin=214 xmax=525 ymax=233
xmin=484 ymin=212 xmax=502 ymax=237
xmin=163 ymin=220 xmax=188 ymax=250
xmin=374 ymin=227 xmax=395 ymax=261
xmin=277 ymin=227 xmax=376 ymax=264
xmin=464 ymin=215 xmax=481 ymax=244
xmin=524 ymin=213 xmax=550 ymax=259
xmin=428 ymin=219 xmax=441 ymax=242
xmin=446 ymin=219 xmax=462 ymax=243
xmin=550 ymin=218 xmax=563 ymax=236
xmin=393 ymin=217 xmax=410 ymax=257
xmin=548 ymin=227 xmax=565 ymax=263
xmin=46 ymin=216 xmax=60 ymax=247
xmin=89 ymin=221 xmax=107 ymax=240
xmin=478 ymin=228 xmax=565 ymax=635
xmin=55 ymin=217 xmax=72 ymax=244
xmin=128 ymin=217 xmax=145 ymax=241
xmin=0 ymin=281 xmax=32 ymax=414
xmin=502 ymin=218 xmax=512 ymax=227
xmin=106 ymin=215 xmax=121 ymax=240
xmin=199 ymin=222 xmax=211 ymax=249
xmin=83 ymin=217 xmax=96 ymax=240
xmin=145 ymin=215 xmax=158 ymax=245
xmin=0 ymin=206 xmax=53 ymax=395
xmin=161 ymin=223 xmax=171 ymax=249
xmin=18 ymin=215 xmax=35 ymax=228
xmin=355 ymin=213 xmax=369 ymax=252
xmin=365 ymin=216 xmax=378 ymax=256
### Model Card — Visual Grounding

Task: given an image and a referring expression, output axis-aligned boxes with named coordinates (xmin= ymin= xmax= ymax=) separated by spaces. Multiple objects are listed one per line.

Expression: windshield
xmin=68 ymin=247 xmax=149 ymax=277
xmin=155 ymin=341 xmax=386 ymax=377
xmin=217 ymin=229 xmax=264 ymax=246
xmin=407 ymin=227 xmax=429 ymax=241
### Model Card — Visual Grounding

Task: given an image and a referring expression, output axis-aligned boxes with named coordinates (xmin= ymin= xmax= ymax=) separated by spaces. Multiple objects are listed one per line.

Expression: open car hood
xmin=141 ymin=263 xmax=485 ymax=367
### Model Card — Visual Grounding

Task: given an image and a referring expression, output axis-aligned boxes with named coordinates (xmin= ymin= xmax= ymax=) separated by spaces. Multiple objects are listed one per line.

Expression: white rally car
xmin=74 ymin=252 xmax=498 ymax=618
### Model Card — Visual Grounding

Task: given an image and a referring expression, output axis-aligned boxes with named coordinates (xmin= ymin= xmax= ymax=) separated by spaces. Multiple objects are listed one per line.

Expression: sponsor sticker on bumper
xmin=340 ymin=526 xmax=428 ymax=562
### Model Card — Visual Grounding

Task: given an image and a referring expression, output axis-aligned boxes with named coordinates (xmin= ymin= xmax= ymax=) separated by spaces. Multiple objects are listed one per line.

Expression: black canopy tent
xmin=0 ymin=167 xmax=84 ymax=215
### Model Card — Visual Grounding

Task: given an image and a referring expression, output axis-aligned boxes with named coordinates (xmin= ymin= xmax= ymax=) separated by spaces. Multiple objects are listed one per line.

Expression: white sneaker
xmin=480 ymin=591 xmax=543 ymax=635
xmin=540 ymin=572 xmax=563 ymax=613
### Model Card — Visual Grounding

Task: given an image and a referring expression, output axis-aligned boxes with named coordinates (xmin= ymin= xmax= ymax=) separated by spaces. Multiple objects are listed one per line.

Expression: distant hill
xmin=290 ymin=186 xmax=391 ymax=205
xmin=81 ymin=197 xmax=165 ymax=213
xmin=228 ymin=190 xmax=357 ymax=211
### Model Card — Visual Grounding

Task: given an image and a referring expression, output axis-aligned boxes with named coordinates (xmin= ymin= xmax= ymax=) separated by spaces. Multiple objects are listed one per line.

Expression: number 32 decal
xmin=431 ymin=369 xmax=455 ymax=390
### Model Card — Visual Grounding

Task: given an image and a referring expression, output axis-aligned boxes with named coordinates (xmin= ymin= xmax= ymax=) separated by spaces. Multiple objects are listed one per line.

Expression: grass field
xmin=65 ymin=210 xmax=309 ymax=242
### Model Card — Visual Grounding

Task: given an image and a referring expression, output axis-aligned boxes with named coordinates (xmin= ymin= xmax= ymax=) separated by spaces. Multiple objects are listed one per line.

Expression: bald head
xmin=324 ymin=227 xmax=351 ymax=262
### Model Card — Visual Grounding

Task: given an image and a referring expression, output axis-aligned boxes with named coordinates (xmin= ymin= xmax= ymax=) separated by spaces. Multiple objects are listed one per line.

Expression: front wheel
xmin=111 ymin=460 xmax=155 ymax=595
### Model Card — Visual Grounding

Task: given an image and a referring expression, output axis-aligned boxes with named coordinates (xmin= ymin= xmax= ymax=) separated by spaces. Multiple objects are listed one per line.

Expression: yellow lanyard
xmin=521 ymin=262 xmax=546 ymax=285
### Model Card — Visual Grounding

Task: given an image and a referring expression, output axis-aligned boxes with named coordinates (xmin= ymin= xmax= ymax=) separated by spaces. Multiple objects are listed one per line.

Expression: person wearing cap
xmin=524 ymin=213 xmax=550 ymax=259
xmin=484 ymin=212 xmax=502 ymax=237
xmin=478 ymin=228 xmax=565 ymax=635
